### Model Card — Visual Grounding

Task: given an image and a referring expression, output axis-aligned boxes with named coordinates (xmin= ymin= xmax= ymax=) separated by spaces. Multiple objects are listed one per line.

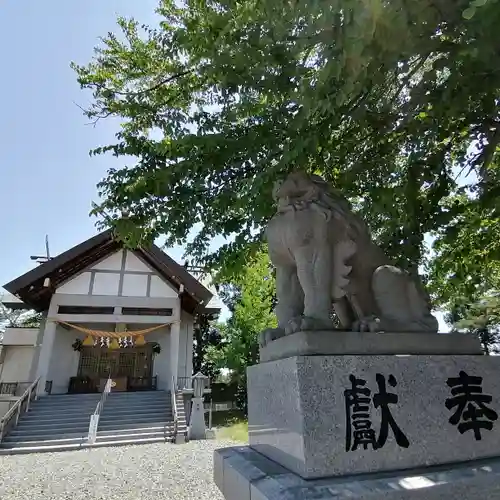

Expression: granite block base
xmin=214 ymin=446 xmax=500 ymax=500
xmin=259 ymin=330 xmax=483 ymax=363
xmin=248 ymin=354 xmax=500 ymax=478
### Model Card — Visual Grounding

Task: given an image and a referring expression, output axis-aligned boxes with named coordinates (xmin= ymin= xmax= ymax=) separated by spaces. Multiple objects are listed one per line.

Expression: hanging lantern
xmin=109 ymin=337 xmax=120 ymax=350
xmin=135 ymin=334 xmax=146 ymax=347
xmin=82 ymin=335 xmax=94 ymax=347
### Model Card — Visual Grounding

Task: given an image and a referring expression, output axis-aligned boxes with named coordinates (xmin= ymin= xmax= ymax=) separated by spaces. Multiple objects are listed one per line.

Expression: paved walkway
xmin=0 ymin=440 xmax=237 ymax=500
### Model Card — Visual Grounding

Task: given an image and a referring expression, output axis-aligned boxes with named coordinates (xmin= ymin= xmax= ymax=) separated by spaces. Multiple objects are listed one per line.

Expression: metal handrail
xmin=171 ymin=376 xmax=178 ymax=441
xmin=87 ymin=376 xmax=112 ymax=444
xmin=0 ymin=377 xmax=40 ymax=443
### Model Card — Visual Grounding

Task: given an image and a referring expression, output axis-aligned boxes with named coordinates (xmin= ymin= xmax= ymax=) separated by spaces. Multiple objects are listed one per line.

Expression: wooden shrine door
xmin=76 ymin=345 xmax=153 ymax=391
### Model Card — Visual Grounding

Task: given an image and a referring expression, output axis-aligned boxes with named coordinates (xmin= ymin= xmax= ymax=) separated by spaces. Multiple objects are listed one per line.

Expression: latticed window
xmin=77 ymin=345 xmax=153 ymax=379
xmin=78 ymin=349 xmax=99 ymax=377
xmin=97 ymin=351 xmax=117 ymax=377
xmin=117 ymin=352 xmax=136 ymax=377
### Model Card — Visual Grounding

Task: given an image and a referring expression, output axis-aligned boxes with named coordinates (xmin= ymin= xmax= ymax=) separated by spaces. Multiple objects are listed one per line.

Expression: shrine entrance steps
xmin=0 ymin=390 xmax=187 ymax=455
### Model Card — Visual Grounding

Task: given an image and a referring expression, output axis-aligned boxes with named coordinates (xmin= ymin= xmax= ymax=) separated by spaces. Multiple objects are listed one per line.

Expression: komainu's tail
xmin=332 ymin=239 xmax=357 ymax=300
xmin=372 ymin=265 xmax=413 ymax=322
xmin=372 ymin=265 xmax=439 ymax=332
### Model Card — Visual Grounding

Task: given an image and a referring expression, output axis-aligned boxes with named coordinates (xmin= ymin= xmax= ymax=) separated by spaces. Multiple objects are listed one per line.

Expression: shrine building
xmin=0 ymin=229 xmax=220 ymax=397
xmin=0 ymin=231 xmax=220 ymax=394
xmin=0 ymin=230 xmax=221 ymax=452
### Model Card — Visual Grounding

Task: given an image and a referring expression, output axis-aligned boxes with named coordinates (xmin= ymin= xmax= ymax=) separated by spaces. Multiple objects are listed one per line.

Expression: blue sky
xmin=0 ymin=1 xmax=167 ymax=285
xmin=0 ymin=1 xmax=447 ymax=329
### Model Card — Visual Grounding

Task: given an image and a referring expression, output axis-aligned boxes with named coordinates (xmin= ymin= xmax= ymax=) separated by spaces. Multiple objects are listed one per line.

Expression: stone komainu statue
xmin=262 ymin=171 xmax=438 ymax=345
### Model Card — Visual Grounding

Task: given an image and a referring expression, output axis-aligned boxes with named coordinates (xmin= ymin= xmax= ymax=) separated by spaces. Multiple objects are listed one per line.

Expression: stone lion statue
xmin=261 ymin=171 xmax=438 ymax=346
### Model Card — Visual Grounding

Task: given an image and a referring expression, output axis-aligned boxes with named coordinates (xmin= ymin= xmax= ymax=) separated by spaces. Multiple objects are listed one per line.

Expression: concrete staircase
xmin=0 ymin=390 xmax=187 ymax=454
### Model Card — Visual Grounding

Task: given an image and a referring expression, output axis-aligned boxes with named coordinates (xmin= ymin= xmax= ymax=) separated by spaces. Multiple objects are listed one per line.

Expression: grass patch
xmin=217 ymin=420 xmax=249 ymax=442
xmin=211 ymin=410 xmax=249 ymax=442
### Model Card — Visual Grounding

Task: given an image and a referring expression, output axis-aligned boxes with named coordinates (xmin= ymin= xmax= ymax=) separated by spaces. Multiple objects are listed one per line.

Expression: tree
xmin=206 ymin=248 xmax=276 ymax=410
xmin=0 ymin=295 xmax=43 ymax=334
xmin=427 ymin=192 xmax=500 ymax=348
xmin=192 ymin=313 xmax=222 ymax=380
xmin=428 ymin=193 xmax=500 ymax=304
xmin=18 ymin=312 xmax=43 ymax=328
xmin=0 ymin=303 xmax=23 ymax=333
xmin=72 ymin=0 xmax=500 ymax=278
xmin=0 ymin=303 xmax=41 ymax=331
xmin=444 ymin=294 xmax=500 ymax=354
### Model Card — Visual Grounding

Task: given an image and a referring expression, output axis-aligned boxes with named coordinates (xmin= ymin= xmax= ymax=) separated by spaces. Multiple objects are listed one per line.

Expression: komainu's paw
xmin=259 ymin=328 xmax=286 ymax=348
xmin=300 ymin=316 xmax=334 ymax=331
xmin=285 ymin=316 xmax=333 ymax=335
xmin=352 ymin=316 xmax=382 ymax=333
xmin=284 ymin=316 xmax=304 ymax=335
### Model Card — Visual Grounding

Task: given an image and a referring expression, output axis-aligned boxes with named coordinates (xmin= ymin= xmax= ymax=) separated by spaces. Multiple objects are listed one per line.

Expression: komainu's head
xmin=273 ymin=171 xmax=348 ymax=209
xmin=273 ymin=171 xmax=369 ymax=238
xmin=273 ymin=171 xmax=321 ymax=204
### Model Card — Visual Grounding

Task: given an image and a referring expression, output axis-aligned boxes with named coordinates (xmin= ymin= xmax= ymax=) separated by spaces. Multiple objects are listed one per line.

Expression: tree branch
xmin=478 ymin=123 xmax=500 ymax=184
xmin=389 ymin=53 xmax=432 ymax=106
xmin=90 ymin=70 xmax=193 ymax=98
xmin=73 ymin=101 xmax=114 ymax=126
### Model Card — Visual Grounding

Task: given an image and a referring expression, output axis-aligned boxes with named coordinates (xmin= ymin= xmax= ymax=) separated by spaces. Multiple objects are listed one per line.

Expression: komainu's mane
xmin=308 ymin=175 xmax=370 ymax=240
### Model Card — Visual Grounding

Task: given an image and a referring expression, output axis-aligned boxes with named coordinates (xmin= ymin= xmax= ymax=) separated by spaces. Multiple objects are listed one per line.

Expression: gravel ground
xmin=0 ymin=440 xmax=238 ymax=500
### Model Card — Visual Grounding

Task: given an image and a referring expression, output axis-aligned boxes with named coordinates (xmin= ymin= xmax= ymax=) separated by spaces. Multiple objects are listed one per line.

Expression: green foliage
xmin=427 ymin=193 xmax=500 ymax=307
xmin=192 ymin=314 xmax=222 ymax=380
xmin=206 ymin=249 xmax=276 ymax=409
xmin=216 ymin=419 xmax=248 ymax=442
xmin=73 ymin=0 xmax=500 ymax=277
xmin=446 ymin=294 xmax=500 ymax=354
xmin=74 ymin=0 xmax=500 ymax=344
xmin=0 ymin=300 xmax=42 ymax=331
xmin=212 ymin=409 xmax=248 ymax=442
xmin=427 ymin=190 xmax=500 ymax=349
xmin=17 ymin=312 xmax=43 ymax=328
xmin=0 ymin=302 xmax=23 ymax=331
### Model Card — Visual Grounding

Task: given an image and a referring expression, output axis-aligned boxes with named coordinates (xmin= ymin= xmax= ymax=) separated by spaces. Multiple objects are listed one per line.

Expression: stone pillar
xmin=188 ymin=372 xmax=208 ymax=440
xmin=170 ymin=321 xmax=180 ymax=390
xmin=177 ymin=318 xmax=188 ymax=380
xmin=35 ymin=319 xmax=57 ymax=395
xmin=185 ymin=319 xmax=194 ymax=379
xmin=28 ymin=315 xmax=46 ymax=383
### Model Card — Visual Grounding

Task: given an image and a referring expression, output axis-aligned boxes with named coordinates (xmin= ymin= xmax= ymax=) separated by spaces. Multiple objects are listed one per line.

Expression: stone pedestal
xmin=214 ymin=446 xmax=500 ymax=499
xmin=188 ymin=396 xmax=206 ymax=440
xmin=259 ymin=330 xmax=483 ymax=363
xmin=188 ymin=372 xmax=209 ymax=440
xmin=214 ymin=331 xmax=500 ymax=499
xmin=248 ymin=353 xmax=500 ymax=478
